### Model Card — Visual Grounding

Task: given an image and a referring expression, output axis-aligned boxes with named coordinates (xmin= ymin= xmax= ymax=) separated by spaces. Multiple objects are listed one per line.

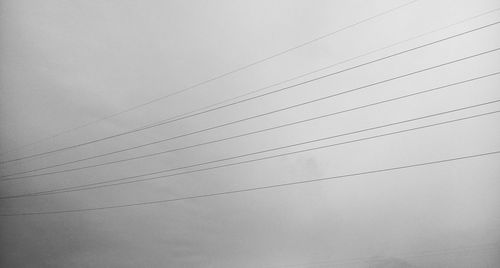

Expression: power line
xmin=20 ymin=107 xmax=500 ymax=197
xmin=2 ymin=20 xmax=499 ymax=164
xmin=3 ymin=102 xmax=499 ymax=200
xmin=4 ymin=71 xmax=498 ymax=180
xmin=139 ymin=7 xmax=500 ymax=129
xmin=133 ymin=15 xmax=500 ymax=132
xmin=112 ymin=20 xmax=500 ymax=140
xmin=0 ymin=0 xmax=418 ymax=158
xmin=1 ymin=149 xmax=498 ymax=216
xmin=2 ymin=43 xmax=499 ymax=170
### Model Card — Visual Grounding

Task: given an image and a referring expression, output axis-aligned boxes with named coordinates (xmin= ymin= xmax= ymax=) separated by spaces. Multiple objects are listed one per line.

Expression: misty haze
xmin=1 ymin=0 xmax=500 ymax=267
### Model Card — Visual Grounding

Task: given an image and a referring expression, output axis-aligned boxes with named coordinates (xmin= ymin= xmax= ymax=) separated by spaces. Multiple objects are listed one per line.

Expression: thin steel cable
xmin=3 ymin=103 xmax=499 ymax=200
xmin=1 ymin=149 xmax=498 ymax=216
xmin=0 ymin=0 xmax=418 ymax=158
xmin=2 ymin=43 xmax=498 ymax=170
xmin=3 ymin=71 xmax=498 ymax=180
xmin=139 ymin=7 xmax=500 ymax=130
xmin=2 ymin=19 xmax=499 ymax=164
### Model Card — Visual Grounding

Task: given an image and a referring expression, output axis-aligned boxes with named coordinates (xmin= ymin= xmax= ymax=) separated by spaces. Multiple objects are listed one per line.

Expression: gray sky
xmin=1 ymin=0 xmax=500 ymax=267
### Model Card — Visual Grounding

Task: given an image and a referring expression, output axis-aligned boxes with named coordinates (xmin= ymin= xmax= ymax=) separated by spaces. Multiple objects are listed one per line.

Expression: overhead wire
xmin=3 ymin=101 xmax=499 ymax=200
xmin=1 ymin=149 xmax=499 ymax=216
xmin=1 ymin=19 xmax=499 ymax=164
xmin=0 ymin=0 xmax=418 ymax=158
xmin=138 ymin=7 xmax=500 ymax=130
xmin=3 ymin=71 xmax=498 ymax=180
xmin=0 ymin=21 xmax=500 ymax=164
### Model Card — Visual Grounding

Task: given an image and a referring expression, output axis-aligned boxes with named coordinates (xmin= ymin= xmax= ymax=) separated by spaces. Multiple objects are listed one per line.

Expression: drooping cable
xmin=2 ymin=19 xmax=499 ymax=164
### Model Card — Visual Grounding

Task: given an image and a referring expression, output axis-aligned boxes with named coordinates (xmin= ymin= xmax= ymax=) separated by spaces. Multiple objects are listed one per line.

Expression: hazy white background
xmin=1 ymin=0 xmax=500 ymax=267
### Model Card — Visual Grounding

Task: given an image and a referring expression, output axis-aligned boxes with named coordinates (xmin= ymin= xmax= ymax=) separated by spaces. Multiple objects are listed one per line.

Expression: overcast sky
xmin=1 ymin=0 xmax=500 ymax=267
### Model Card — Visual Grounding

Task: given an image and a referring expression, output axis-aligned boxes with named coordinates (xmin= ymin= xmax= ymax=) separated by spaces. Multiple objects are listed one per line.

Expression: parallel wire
xmin=3 ymin=71 xmax=499 ymax=180
xmin=139 ymin=7 xmax=500 ymax=130
xmin=3 ymin=102 xmax=499 ymax=200
xmin=1 ymin=149 xmax=498 ymax=216
xmin=136 ymin=9 xmax=500 ymax=130
xmin=0 ymin=0 xmax=418 ymax=158
xmin=2 ymin=42 xmax=499 ymax=174
xmin=2 ymin=20 xmax=499 ymax=164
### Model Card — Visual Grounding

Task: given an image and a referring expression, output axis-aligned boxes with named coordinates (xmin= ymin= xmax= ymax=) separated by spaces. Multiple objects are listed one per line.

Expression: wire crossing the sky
xmin=1 ymin=19 xmax=499 ymax=165
xmin=1 ymin=149 xmax=498 ymax=216
xmin=0 ymin=0 xmax=418 ymax=158
xmin=2 ymin=43 xmax=498 ymax=175
xmin=3 ymin=101 xmax=498 ymax=200
xmin=112 ymin=20 xmax=500 ymax=139
xmin=3 ymin=71 xmax=498 ymax=180
xmin=138 ymin=7 xmax=500 ymax=129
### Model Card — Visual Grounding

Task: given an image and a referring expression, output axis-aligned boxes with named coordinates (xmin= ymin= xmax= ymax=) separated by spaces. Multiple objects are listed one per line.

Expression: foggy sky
xmin=1 ymin=0 xmax=500 ymax=267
